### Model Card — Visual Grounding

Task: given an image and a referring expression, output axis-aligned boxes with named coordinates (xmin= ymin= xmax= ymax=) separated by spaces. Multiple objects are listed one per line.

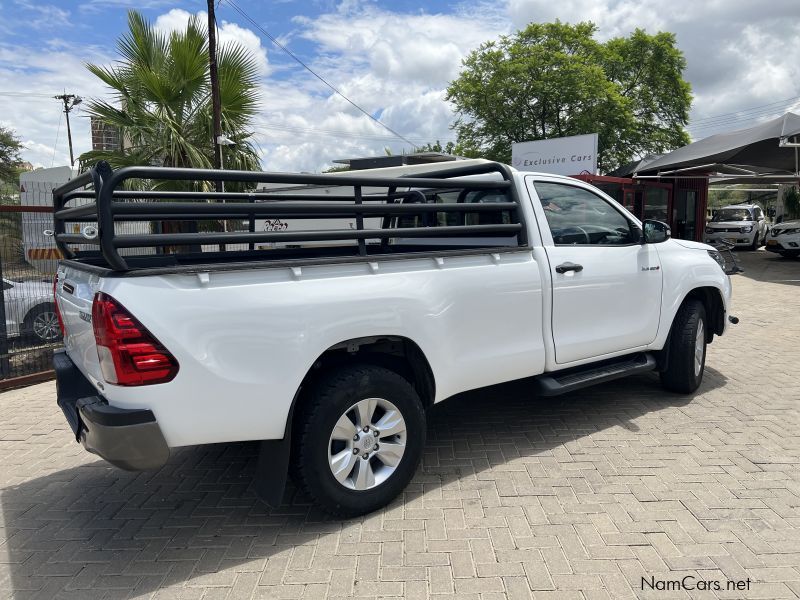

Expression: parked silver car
xmin=704 ymin=204 xmax=768 ymax=250
xmin=3 ymin=278 xmax=61 ymax=343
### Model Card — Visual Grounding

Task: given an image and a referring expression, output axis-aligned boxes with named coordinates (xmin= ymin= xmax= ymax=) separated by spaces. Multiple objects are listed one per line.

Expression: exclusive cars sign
xmin=512 ymin=133 xmax=598 ymax=176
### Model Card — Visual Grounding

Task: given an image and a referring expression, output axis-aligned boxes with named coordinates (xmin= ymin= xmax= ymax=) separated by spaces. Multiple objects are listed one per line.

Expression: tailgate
xmin=55 ymin=264 xmax=104 ymax=385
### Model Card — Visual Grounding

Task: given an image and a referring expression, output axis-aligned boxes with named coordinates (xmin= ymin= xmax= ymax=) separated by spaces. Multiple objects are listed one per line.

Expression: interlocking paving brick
xmin=1 ymin=251 xmax=799 ymax=598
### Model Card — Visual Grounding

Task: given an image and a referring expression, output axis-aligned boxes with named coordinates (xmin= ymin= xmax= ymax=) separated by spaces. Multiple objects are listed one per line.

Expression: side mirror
xmin=643 ymin=219 xmax=671 ymax=244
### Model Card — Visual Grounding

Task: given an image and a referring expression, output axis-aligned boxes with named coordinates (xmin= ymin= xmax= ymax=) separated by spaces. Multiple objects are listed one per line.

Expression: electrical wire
xmin=220 ymin=0 xmax=416 ymax=147
xmin=686 ymin=107 xmax=800 ymax=136
xmin=688 ymin=107 xmax=799 ymax=133
xmin=254 ymin=123 xmax=452 ymax=144
xmin=689 ymin=95 xmax=800 ymax=126
xmin=0 ymin=91 xmax=57 ymax=98
xmin=51 ymin=109 xmax=63 ymax=168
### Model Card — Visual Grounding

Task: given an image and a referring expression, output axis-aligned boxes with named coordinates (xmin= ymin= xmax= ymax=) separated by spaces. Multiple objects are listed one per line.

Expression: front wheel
xmin=293 ymin=365 xmax=426 ymax=517
xmin=660 ymin=299 xmax=707 ymax=394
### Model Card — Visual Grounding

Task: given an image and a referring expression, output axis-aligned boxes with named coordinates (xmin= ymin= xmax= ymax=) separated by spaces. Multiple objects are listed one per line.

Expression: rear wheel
xmin=660 ymin=299 xmax=707 ymax=394
xmin=293 ymin=365 xmax=426 ymax=517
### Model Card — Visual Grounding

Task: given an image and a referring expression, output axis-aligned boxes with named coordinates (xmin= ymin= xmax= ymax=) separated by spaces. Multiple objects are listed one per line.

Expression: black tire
xmin=750 ymin=233 xmax=759 ymax=250
xmin=22 ymin=304 xmax=62 ymax=343
xmin=293 ymin=365 xmax=426 ymax=517
xmin=660 ymin=299 xmax=707 ymax=394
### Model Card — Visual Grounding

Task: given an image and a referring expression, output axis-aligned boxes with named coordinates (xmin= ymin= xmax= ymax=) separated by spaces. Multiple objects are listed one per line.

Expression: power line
xmin=686 ymin=109 xmax=797 ymax=136
xmin=689 ymin=95 xmax=800 ymax=126
xmin=255 ymin=123 xmax=451 ymax=144
xmin=0 ymin=91 xmax=58 ymax=98
xmin=220 ymin=0 xmax=416 ymax=147
xmin=686 ymin=96 xmax=800 ymax=136
xmin=51 ymin=109 xmax=63 ymax=168
xmin=688 ymin=105 xmax=799 ymax=132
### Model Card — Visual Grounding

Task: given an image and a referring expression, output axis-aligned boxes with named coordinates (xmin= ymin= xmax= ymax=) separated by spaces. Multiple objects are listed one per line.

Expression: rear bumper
xmin=54 ymin=349 xmax=169 ymax=471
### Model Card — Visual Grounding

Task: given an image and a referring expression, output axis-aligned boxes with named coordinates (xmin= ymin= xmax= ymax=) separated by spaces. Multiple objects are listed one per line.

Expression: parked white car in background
xmin=704 ymin=204 xmax=768 ymax=249
xmin=3 ymin=278 xmax=62 ymax=343
xmin=765 ymin=220 xmax=800 ymax=258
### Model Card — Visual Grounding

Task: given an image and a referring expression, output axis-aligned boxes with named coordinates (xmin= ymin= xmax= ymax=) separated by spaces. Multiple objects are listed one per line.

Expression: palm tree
xmin=79 ymin=11 xmax=261 ymax=176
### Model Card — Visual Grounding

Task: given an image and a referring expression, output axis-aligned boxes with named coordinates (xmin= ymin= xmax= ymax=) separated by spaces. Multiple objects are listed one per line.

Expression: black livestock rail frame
xmin=52 ymin=160 xmax=528 ymax=273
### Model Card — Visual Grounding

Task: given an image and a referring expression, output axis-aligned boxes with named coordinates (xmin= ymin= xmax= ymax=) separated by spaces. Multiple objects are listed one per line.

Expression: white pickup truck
xmin=52 ymin=159 xmax=735 ymax=516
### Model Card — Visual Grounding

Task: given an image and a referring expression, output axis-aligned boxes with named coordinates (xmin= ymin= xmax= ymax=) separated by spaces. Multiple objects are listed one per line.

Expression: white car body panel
xmin=59 ymin=250 xmax=546 ymax=447
xmin=3 ymin=278 xmax=55 ymax=338
xmin=766 ymin=220 xmax=800 ymax=254
xmin=55 ymin=168 xmax=733 ymax=449
xmin=524 ymin=176 xmax=663 ymax=364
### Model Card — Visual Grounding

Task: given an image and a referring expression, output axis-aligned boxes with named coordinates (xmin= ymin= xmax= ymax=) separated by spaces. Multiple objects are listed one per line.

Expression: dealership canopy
xmin=631 ymin=112 xmax=800 ymax=180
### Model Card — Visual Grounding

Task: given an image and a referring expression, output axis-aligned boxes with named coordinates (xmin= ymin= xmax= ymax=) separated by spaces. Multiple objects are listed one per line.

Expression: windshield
xmin=712 ymin=208 xmax=752 ymax=222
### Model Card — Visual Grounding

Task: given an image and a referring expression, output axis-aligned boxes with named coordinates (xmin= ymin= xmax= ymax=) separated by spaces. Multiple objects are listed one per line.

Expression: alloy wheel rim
xmin=694 ymin=320 xmax=705 ymax=377
xmin=328 ymin=397 xmax=407 ymax=491
xmin=33 ymin=312 xmax=60 ymax=341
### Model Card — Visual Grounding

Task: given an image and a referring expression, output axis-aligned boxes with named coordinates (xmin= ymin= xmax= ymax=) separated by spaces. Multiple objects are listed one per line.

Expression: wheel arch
xmin=23 ymin=300 xmax=56 ymax=324
xmin=296 ymin=335 xmax=436 ymax=410
xmin=683 ymin=286 xmax=725 ymax=342
xmin=254 ymin=335 xmax=435 ymax=508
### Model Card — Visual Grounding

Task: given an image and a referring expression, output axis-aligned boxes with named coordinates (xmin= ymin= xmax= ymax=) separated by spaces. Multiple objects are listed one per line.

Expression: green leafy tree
xmin=415 ymin=140 xmax=456 ymax=154
xmin=446 ymin=21 xmax=691 ymax=172
xmin=0 ymin=126 xmax=23 ymax=182
xmin=414 ymin=140 xmax=482 ymax=158
xmin=79 ymin=11 xmax=261 ymax=177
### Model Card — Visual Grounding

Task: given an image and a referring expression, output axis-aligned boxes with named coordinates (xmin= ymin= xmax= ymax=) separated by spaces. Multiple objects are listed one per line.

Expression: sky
xmin=1 ymin=0 xmax=799 ymax=173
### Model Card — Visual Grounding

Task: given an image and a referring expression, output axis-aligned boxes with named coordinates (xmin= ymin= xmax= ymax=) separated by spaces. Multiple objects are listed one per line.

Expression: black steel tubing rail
xmin=54 ymin=224 xmax=522 ymax=248
xmin=53 ymin=160 xmax=525 ymax=271
xmin=62 ymin=190 xmax=427 ymax=202
xmin=56 ymin=201 xmax=518 ymax=220
xmin=102 ymin=164 xmax=511 ymax=190
xmin=53 ymin=163 xmax=110 ymax=260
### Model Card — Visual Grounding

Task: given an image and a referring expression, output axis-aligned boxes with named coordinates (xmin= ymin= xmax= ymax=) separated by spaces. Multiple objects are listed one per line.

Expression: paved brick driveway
xmin=1 ymin=250 xmax=799 ymax=600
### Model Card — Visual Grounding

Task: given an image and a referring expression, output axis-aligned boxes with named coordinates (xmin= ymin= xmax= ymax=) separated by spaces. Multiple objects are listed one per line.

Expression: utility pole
xmin=54 ymin=93 xmax=82 ymax=166
xmin=207 ymin=0 xmax=223 ymax=185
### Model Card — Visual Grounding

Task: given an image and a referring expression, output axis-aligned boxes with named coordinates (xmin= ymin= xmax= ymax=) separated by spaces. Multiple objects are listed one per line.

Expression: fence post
xmin=0 ymin=246 xmax=9 ymax=379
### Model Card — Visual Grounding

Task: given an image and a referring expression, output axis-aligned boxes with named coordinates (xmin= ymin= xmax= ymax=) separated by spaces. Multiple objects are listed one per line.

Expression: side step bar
xmin=532 ymin=353 xmax=657 ymax=397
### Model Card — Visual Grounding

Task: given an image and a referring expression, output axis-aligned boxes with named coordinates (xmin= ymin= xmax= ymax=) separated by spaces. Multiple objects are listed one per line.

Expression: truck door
xmin=528 ymin=178 xmax=663 ymax=365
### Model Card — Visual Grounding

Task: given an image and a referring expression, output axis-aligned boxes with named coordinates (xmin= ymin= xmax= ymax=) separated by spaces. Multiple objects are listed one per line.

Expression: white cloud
xmin=0 ymin=43 xmax=112 ymax=168
xmin=5 ymin=0 xmax=800 ymax=173
xmin=13 ymin=0 xmax=71 ymax=29
xmin=154 ymin=8 xmax=271 ymax=75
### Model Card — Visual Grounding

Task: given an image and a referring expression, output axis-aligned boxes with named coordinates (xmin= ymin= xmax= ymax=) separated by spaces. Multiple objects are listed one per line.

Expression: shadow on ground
xmin=734 ymin=248 xmax=800 ymax=287
xmin=1 ymin=370 xmax=726 ymax=598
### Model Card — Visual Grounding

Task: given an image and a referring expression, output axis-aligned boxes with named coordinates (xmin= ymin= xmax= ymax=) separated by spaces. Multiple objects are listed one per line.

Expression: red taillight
xmin=53 ymin=276 xmax=65 ymax=336
xmin=92 ymin=292 xmax=178 ymax=386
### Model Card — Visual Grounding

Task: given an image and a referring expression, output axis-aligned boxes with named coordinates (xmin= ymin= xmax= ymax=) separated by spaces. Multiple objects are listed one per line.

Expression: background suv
xmin=766 ymin=220 xmax=800 ymax=258
xmin=705 ymin=204 xmax=768 ymax=249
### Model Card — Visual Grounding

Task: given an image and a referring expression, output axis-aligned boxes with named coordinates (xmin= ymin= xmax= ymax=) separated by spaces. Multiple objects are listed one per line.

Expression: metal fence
xmin=0 ymin=180 xmax=62 ymax=387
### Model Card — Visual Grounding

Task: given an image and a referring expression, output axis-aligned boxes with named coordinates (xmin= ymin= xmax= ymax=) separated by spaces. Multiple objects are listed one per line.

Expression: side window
xmin=534 ymin=182 xmax=635 ymax=245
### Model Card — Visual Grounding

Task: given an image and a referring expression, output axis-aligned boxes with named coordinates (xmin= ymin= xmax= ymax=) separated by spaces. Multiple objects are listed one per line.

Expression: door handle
xmin=555 ymin=262 xmax=583 ymax=274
